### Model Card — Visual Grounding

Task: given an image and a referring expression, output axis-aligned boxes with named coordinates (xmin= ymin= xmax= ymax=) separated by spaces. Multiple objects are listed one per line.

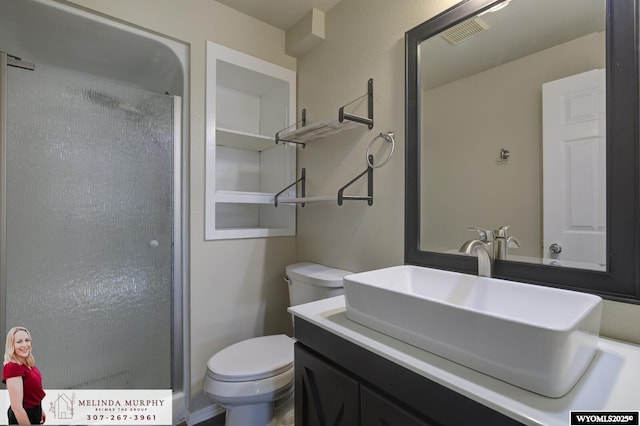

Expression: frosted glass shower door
xmin=3 ymin=64 xmax=174 ymax=389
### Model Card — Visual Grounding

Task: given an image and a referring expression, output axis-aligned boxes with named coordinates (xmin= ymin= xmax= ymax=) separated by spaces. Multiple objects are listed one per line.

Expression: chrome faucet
xmin=460 ymin=227 xmax=494 ymax=277
xmin=494 ymin=225 xmax=521 ymax=261
xmin=460 ymin=226 xmax=521 ymax=277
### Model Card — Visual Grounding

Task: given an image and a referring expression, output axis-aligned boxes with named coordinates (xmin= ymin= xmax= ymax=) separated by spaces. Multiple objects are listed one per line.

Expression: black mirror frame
xmin=405 ymin=0 xmax=640 ymax=303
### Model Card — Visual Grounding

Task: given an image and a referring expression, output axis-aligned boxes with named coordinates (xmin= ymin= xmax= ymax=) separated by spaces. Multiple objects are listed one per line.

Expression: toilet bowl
xmin=204 ymin=335 xmax=295 ymax=426
xmin=203 ymin=262 xmax=353 ymax=426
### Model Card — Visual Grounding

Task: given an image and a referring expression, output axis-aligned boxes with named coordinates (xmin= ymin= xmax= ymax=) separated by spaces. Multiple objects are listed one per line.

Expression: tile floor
xmin=176 ymin=413 xmax=225 ymax=426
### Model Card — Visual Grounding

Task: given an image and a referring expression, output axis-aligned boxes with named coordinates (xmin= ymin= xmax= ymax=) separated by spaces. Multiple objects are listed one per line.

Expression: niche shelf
xmin=275 ymin=79 xmax=374 ymax=148
xmin=205 ymin=41 xmax=297 ymax=240
xmin=216 ymin=128 xmax=274 ymax=151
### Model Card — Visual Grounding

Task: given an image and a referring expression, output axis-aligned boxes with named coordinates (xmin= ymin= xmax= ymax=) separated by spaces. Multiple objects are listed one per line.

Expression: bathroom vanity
xmin=289 ymin=296 xmax=640 ymax=426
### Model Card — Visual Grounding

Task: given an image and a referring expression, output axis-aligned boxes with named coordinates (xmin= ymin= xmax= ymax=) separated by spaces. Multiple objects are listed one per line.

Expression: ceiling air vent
xmin=440 ymin=17 xmax=489 ymax=45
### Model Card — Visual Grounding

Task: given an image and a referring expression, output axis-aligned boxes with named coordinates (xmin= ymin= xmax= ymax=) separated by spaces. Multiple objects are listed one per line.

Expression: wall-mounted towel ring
xmin=367 ymin=132 xmax=395 ymax=168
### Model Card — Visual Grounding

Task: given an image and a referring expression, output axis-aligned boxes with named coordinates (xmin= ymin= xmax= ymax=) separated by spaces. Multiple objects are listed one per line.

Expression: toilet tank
xmin=285 ymin=262 xmax=353 ymax=306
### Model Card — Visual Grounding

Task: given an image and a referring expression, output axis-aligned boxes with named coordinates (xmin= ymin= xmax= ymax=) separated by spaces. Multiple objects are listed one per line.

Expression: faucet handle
xmin=507 ymin=235 xmax=521 ymax=248
xmin=495 ymin=225 xmax=511 ymax=238
xmin=467 ymin=227 xmax=494 ymax=242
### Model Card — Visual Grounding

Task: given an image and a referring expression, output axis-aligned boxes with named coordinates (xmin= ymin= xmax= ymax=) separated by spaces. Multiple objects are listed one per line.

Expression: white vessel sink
xmin=343 ymin=265 xmax=602 ymax=397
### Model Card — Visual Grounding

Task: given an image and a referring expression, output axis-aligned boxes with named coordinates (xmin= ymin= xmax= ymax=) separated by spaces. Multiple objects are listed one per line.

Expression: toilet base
xmin=275 ymin=392 xmax=294 ymax=426
xmin=225 ymin=402 xmax=276 ymax=426
xmin=223 ymin=390 xmax=294 ymax=426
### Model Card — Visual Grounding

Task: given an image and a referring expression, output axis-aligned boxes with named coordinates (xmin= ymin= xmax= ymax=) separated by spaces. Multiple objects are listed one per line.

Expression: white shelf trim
xmin=216 ymin=127 xmax=274 ymax=151
xmin=217 ymin=127 xmax=272 ymax=141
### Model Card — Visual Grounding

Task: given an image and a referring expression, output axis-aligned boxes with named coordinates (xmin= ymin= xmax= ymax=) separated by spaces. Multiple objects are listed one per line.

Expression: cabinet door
xmin=295 ymin=344 xmax=359 ymax=426
xmin=361 ymin=385 xmax=434 ymax=426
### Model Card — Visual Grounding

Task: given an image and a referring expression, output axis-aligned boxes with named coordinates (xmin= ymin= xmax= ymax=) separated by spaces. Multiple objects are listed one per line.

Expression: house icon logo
xmin=50 ymin=393 xmax=75 ymax=420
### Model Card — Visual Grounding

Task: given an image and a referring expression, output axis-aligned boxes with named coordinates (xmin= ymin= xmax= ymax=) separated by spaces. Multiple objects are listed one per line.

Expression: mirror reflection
xmin=419 ymin=0 xmax=606 ymax=271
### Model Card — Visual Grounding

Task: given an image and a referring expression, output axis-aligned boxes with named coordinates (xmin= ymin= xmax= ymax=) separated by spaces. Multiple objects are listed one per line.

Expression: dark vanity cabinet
xmin=295 ymin=344 xmax=360 ymax=425
xmin=294 ymin=317 xmax=524 ymax=426
xmin=295 ymin=344 xmax=428 ymax=426
xmin=360 ymin=385 xmax=428 ymax=426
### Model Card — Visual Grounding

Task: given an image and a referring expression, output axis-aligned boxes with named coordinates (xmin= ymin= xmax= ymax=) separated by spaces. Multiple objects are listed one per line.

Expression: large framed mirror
xmin=405 ymin=0 xmax=640 ymax=302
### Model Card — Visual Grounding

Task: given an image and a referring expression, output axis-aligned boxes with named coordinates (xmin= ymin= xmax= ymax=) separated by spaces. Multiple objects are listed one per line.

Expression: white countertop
xmin=289 ymin=295 xmax=640 ymax=426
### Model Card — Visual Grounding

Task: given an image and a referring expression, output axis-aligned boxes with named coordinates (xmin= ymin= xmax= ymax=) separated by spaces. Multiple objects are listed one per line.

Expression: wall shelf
xmin=274 ymin=156 xmax=374 ymax=207
xmin=272 ymin=78 xmax=376 ymax=208
xmin=275 ymin=79 xmax=374 ymax=148
xmin=278 ymin=196 xmax=337 ymax=203
xmin=276 ymin=117 xmax=362 ymax=146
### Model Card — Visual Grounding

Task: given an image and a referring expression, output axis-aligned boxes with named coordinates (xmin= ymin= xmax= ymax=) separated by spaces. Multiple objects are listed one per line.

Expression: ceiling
xmin=215 ymin=0 xmax=343 ymax=30
xmin=214 ymin=0 xmax=605 ymax=79
xmin=421 ymin=0 xmax=606 ymax=89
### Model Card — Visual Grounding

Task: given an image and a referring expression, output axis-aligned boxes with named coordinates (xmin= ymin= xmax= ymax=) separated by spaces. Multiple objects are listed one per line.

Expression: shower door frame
xmin=0 ymin=51 xmax=185 ymax=397
xmin=0 ymin=53 xmax=7 ymax=342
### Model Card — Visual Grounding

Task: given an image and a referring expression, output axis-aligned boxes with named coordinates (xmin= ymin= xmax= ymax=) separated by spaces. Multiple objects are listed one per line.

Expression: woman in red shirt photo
xmin=2 ymin=327 xmax=46 ymax=425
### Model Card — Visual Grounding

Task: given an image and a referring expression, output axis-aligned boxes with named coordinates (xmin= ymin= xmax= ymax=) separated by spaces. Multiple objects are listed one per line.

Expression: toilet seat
xmin=207 ymin=334 xmax=294 ymax=382
xmin=204 ymin=367 xmax=294 ymax=405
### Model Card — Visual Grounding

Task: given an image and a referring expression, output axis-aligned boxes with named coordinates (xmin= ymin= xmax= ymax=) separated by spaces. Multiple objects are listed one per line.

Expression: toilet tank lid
xmin=285 ymin=262 xmax=353 ymax=288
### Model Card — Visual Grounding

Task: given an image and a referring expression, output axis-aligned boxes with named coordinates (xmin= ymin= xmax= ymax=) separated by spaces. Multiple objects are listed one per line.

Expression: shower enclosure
xmin=2 ymin=58 xmax=176 ymax=389
xmin=0 ymin=0 xmax=186 ymax=402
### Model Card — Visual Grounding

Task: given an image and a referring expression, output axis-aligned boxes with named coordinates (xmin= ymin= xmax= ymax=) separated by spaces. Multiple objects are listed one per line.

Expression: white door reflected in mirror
xmin=542 ymin=69 xmax=606 ymax=271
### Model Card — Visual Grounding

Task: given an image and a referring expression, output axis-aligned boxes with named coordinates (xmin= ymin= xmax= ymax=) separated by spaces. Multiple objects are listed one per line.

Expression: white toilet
xmin=203 ymin=262 xmax=352 ymax=426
